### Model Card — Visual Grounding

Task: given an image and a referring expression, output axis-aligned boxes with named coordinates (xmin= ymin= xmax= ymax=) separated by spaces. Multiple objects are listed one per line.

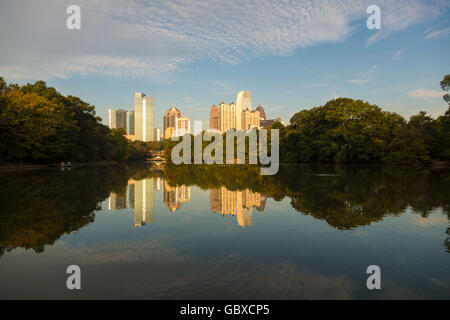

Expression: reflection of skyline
xmin=107 ymin=178 xmax=268 ymax=229
xmin=210 ymin=187 xmax=266 ymax=228
xmin=163 ymin=181 xmax=191 ymax=213
xmin=108 ymin=178 xmax=158 ymax=227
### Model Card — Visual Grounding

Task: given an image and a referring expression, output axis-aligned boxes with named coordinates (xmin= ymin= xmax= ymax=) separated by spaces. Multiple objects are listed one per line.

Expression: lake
xmin=0 ymin=164 xmax=449 ymax=299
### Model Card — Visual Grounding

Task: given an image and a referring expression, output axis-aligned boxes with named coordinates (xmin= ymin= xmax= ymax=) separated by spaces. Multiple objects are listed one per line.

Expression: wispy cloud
xmin=408 ymin=89 xmax=444 ymax=99
xmin=347 ymin=79 xmax=370 ymax=85
xmin=392 ymin=49 xmax=403 ymax=61
xmin=0 ymin=0 xmax=448 ymax=80
xmin=425 ymin=26 xmax=450 ymax=39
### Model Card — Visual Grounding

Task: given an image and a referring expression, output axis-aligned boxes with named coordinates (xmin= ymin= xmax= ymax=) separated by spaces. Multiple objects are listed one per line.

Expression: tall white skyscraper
xmin=235 ymin=90 xmax=244 ymax=130
xmin=134 ymin=93 xmax=154 ymax=142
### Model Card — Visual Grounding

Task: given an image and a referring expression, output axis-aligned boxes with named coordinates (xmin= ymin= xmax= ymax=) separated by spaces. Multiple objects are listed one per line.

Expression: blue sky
xmin=1 ymin=0 xmax=449 ymax=129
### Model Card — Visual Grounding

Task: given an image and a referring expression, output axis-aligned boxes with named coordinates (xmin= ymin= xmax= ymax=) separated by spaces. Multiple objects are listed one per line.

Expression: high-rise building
xmin=210 ymin=104 xmax=219 ymax=131
xmin=255 ymin=104 xmax=266 ymax=120
xmin=127 ymin=111 xmax=135 ymax=135
xmin=154 ymin=128 xmax=161 ymax=141
xmin=164 ymin=107 xmax=181 ymax=139
xmin=235 ymin=91 xmax=244 ymax=130
xmin=108 ymin=109 xmax=128 ymax=130
xmin=243 ymin=91 xmax=252 ymax=110
xmin=218 ymin=101 xmax=236 ymax=132
xmin=175 ymin=115 xmax=190 ymax=137
xmin=163 ymin=107 xmax=190 ymax=139
xmin=134 ymin=93 xmax=154 ymax=142
xmin=242 ymin=109 xmax=260 ymax=130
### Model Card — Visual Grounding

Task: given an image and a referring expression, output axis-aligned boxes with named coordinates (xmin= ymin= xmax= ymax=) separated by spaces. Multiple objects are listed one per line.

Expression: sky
xmin=1 ymin=0 xmax=449 ymax=129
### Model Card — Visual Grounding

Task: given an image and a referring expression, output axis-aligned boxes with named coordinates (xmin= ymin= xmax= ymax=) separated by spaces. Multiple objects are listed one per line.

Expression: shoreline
xmin=0 ymin=160 xmax=120 ymax=171
xmin=1 ymin=159 xmax=449 ymax=172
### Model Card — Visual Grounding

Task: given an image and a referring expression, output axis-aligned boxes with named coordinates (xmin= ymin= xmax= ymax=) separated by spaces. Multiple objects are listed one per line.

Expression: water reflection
xmin=0 ymin=164 xmax=449 ymax=299
xmin=1 ymin=164 xmax=450 ymax=256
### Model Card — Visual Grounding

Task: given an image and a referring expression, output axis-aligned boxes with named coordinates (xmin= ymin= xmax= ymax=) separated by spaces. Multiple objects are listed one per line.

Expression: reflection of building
xmin=107 ymin=178 xmax=155 ymax=227
xmin=164 ymin=107 xmax=191 ymax=139
xmin=163 ymin=181 xmax=191 ymax=212
xmin=210 ymin=187 xmax=266 ymax=228
xmin=134 ymin=179 xmax=155 ymax=227
xmin=108 ymin=191 xmax=127 ymax=210
xmin=108 ymin=109 xmax=128 ymax=130
xmin=134 ymin=92 xmax=154 ymax=142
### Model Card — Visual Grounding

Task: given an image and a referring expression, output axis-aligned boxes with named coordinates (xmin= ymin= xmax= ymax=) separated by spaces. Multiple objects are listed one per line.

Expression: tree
xmin=441 ymin=74 xmax=450 ymax=107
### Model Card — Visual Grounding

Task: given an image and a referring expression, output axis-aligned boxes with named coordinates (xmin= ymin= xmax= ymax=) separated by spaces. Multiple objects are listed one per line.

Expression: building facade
xmin=242 ymin=109 xmax=260 ymax=130
xmin=255 ymin=104 xmax=266 ymax=121
xmin=108 ymin=109 xmax=128 ymax=130
xmin=134 ymin=92 xmax=154 ymax=142
xmin=163 ymin=107 xmax=190 ymax=139
xmin=235 ymin=91 xmax=244 ymax=130
xmin=218 ymin=101 xmax=236 ymax=132
xmin=210 ymin=104 xmax=219 ymax=131
xmin=127 ymin=111 xmax=135 ymax=135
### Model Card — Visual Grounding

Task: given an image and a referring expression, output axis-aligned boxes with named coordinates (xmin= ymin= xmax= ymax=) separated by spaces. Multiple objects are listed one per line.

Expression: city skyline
xmin=1 ymin=1 xmax=449 ymax=130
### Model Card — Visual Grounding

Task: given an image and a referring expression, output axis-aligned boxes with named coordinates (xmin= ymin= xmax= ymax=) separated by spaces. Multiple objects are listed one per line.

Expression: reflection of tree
xmin=0 ymin=164 xmax=162 ymax=257
xmin=446 ymin=227 xmax=450 ymax=253
xmin=164 ymin=164 xmax=450 ymax=233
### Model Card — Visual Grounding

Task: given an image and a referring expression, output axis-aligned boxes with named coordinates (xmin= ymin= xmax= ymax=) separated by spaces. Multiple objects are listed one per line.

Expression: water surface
xmin=0 ymin=164 xmax=449 ymax=299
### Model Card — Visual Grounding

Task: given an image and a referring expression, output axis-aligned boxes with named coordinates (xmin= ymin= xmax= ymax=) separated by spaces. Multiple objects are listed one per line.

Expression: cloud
xmin=425 ymin=26 xmax=450 ymax=39
xmin=392 ymin=49 xmax=403 ymax=61
xmin=347 ymin=79 xmax=370 ymax=85
xmin=408 ymin=89 xmax=445 ymax=99
xmin=0 ymin=0 xmax=448 ymax=80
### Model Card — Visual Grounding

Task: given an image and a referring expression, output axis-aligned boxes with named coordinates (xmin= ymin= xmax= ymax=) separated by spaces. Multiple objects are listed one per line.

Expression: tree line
xmin=273 ymin=75 xmax=450 ymax=164
xmin=0 ymin=76 xmax=155 ymax=164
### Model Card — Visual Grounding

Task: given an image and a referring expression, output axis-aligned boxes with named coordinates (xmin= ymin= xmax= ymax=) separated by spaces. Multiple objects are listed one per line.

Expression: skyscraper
xmin=242 ymin=109 xmax=260 ymax=130
xmin=163 ymin=107 xmax=191 ymax=139
xmin=255 ymin=104 xmax=266 ymax=120
xmin=235 ymin=91 xmax=244 ymax=130
xmin=127 ymin=111 xmax=135 ymax=135
xmin=210 ymin=104 xmax=219 ymax=131
xmin=243 ymin=91 xmax=252 ymax=110
xmin=218 ymin=101 xmax=236 ymax=132
xmin=134 ymin=93 xmax=154 ymax=142
xmin=108 ymin=109 xmax=128 ymax=130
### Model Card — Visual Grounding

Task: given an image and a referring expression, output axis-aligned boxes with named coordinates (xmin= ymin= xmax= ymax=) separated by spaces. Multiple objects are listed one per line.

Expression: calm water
xmin=0 ymin=164 xmax=449 ymax=299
